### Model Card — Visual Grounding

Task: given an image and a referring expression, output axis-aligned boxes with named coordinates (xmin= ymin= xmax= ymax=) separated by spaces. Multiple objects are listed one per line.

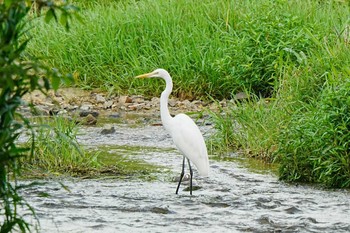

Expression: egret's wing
xmin=169 ymin=114 xmax=209 ymax=176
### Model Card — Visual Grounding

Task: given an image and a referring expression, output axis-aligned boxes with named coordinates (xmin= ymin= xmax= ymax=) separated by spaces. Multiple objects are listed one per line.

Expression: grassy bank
xmin=26 ymin=0 xmax=346 ymax=99
xmin=26 ymin=0 xmax=350 ymax=187
xmin=208 ymin=1 xmax=350 ymax=188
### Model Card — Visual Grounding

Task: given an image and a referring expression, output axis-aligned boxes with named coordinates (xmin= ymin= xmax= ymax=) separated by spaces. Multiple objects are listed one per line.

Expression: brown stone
xmin=118 ymin=96 xmax=132 ymax=104
xmin=83 ymin=114 xmax=97 ymax=125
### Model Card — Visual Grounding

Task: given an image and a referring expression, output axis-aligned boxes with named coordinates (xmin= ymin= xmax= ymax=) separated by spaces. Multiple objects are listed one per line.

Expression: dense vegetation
xmin=25 ymin=0 xmax=350 ymax=189
xmin=0 ymin=0 xmax=79 ymax=231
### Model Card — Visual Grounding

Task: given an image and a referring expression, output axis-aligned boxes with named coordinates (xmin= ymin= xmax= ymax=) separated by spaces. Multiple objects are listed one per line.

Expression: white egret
xmin=136 ymin=69 xmax=209 ymax=195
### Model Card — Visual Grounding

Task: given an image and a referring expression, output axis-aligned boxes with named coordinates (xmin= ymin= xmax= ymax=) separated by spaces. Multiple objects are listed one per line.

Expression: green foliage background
xmin=27 ymin=0 xmax=349 ymax=99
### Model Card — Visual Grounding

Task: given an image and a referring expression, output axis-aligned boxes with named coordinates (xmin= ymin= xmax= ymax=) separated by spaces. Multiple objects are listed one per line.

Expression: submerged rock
xmin=81 ymin=114 xmax=97 ymax=125
xmin=100 ymin=127 xmax=116 ymax=135
xmin=108 ymin=113 xmax=120 ymax=119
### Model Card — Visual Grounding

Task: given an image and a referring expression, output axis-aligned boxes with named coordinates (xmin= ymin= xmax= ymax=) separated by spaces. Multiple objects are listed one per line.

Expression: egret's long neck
xmin=160 ymin=74 xmax=173 ymax=127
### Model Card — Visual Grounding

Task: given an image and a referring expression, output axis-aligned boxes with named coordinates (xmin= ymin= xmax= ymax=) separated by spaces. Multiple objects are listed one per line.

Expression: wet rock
xmin=203 ymin=201 xmax=230 ymax=208
xmin=132 ymin=96 xmax=145 ymax=104
xmin=284 ymin=206 xmax=302 ymax=214
xmin=257 ymin=215 xmax=274 ymax=225
xmin=32 ymin=105 xmax=50 ymax=116
xmin=80 ymin=103 xmax=94 ymax=111
xmin=118 ymin=96 xmax=132 ymax=104
xmin=150 ymin=207 xmax=173 ymax=214
xmin=183 ymin=185 xmax=201 ymax=192
xmin=128 ymin=103 xmax=145 ymax=111
xmin=119 ymin=105 xmax=127 ymax=111
xmin=219 ymin=99 xmax=227 ymax=107
xmin=104 ymin=100 xmax=114 ymax=109
xmin=79 ymin=111 xmax=99 ymax=118
xmin=96 ymin=94 xmax=106 ymax=103
xmin=100 ymin=127 xmax=115 ymax=135
xmin=108 ymin=113 xmax=120 ymax=119
xmin=234 ymin=92 xmax=248 ymax=100
xmin=192 ymin=100 xmax=203 ymax=107
xmin=177 ymin=99 xmax=194 ymax=110
xmin=49 ymin=106 xmax=61 ymax=116
xmin=57 ymin=109 xmax=68 ymax=115
xmin=168 ymin=98 xmax=177 ymax=107
xmin=305 ymin=217 xmax=318 ymax=224
xmin=19 ymin=106 xmax=31 ymax=118
xmin=143 ymin=104 xmax=151 ymax=110
xmin=54 ymin=91 xmax=62 ymax=97
xmin=66 ymin=105 xmax=79 ymax=111
xmin=81 ymin=114 xmax=97 ymax=125
xmin=67 ymin=97 xmax=79 ymax=105
xmin=150 ymin=97 xmax=160 ymax=106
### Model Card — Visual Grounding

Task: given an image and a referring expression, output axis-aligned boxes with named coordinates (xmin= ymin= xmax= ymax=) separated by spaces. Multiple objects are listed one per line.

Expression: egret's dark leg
xmin=175 ymin=156 xmax=186 ymax=194
xmin=187 ymin=158 xmax=193 ymax=195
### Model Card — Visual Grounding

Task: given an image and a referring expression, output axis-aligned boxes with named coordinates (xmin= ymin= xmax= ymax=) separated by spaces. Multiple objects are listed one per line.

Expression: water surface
xmin=23 ymin=122 xmax=350 ymax=232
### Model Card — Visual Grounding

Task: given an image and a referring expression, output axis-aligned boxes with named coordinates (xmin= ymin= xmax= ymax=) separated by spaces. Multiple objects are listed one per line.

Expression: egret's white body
xmin=136 ymin=69 xmax=209 ymax=194
xmin=163 ymin=113 xmax=209 ymax=176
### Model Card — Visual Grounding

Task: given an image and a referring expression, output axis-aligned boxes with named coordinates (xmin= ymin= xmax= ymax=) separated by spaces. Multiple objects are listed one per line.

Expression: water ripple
xmin=20 ymin=124 xmax=350 ymax=233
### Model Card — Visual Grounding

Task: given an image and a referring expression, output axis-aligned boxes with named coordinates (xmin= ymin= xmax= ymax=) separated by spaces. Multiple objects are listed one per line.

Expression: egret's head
xmin=135 ymin=68 xmax=169 ymax=79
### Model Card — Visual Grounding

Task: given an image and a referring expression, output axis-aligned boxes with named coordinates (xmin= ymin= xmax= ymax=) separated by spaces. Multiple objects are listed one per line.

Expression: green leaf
xmin=45 ymin=9 xmax=54 ymax=23
xmin=43 ymin=77 xmax=50 ymax=90
xmin=51 ymin=76 xmax=61 ymax=90
xmin=60 ymin=12 xmax=68 ymax=28
xmin=45 ymin=8 xmax=57 ymax=23
xmin=63 ymin=73 xmax=74 ymax=85
xmin=4 ymin=0 xmax=12 ymax=8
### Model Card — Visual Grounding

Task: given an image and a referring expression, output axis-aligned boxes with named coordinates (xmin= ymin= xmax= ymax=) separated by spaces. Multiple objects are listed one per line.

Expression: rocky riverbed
xmin=21 ymin=87 xmax=234 ymax=125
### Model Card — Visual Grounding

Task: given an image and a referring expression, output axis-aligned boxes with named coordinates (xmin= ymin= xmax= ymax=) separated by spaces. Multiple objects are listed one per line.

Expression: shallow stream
xmin=22 ymin=117 xmax=350 ymax=232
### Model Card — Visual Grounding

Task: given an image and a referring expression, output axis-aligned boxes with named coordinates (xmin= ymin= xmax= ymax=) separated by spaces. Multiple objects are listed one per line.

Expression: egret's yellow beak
xmin=135 ymin=72 xmax=152 ymax=79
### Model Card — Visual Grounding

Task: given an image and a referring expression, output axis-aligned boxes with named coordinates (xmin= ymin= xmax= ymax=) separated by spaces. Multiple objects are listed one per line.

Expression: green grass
xmin=209 ymin=9 xmax=350 ymax=187
xmin=26 ymin=0 xmax=348 ymax=99
xmin=277 ymin=81 xmax=350 ymax=188
xmin=209 ymin=97 xmax=285 ymax=160
xmin=26 ymin=117 xmax=100 ymax=176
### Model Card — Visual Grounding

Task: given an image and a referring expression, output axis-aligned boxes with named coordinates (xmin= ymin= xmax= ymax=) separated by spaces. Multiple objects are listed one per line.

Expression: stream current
xmin=22 ymin=120 xmax=350 ymax=232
